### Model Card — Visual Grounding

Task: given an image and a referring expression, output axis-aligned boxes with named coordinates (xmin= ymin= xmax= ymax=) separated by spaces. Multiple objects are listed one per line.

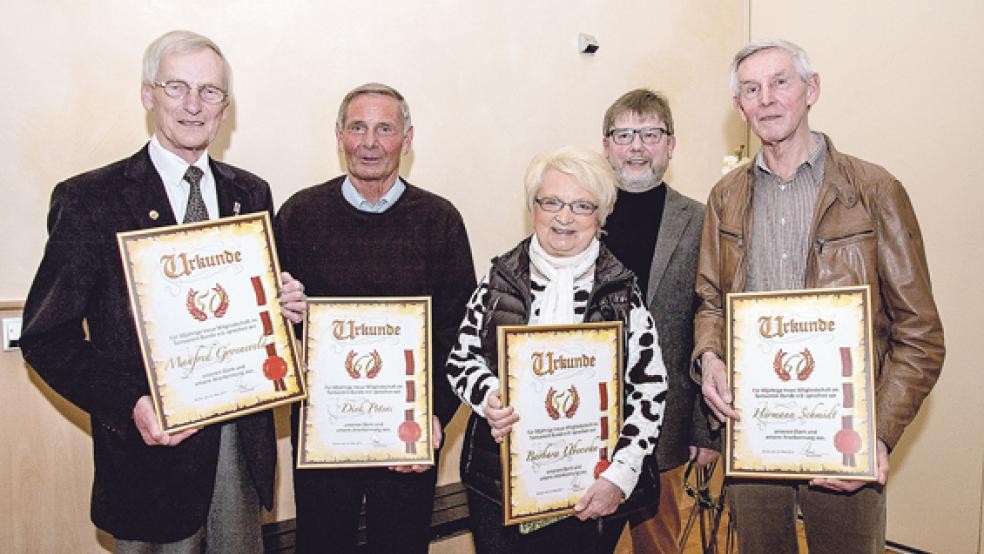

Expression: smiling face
xmin=733 ymin=47 xmax=819 ymax=146
xmin=603 ymin=112 xmax=675 ymax=191
xmin=533 ymin=169 xmax=600 ymax=257
xmin=140 ymin=48 xmax=229 ymax=164
xmin=336 ymin=93 xmax=413 ymax=190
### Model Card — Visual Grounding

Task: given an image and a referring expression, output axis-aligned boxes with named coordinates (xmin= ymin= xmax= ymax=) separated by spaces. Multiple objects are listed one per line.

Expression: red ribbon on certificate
xmin=835 ymin=346 xmax=860 ymax=466
xmin=594 ymin=382 xmax=611 ymax=479
xmin=400 ymin=349 xmax=420 ymax=454
xmin=252 ymin=276 xmax=288 ymax=392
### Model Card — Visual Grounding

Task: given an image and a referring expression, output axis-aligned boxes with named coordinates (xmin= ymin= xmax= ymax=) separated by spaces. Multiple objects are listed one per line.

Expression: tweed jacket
xmin=693 ymin=135 xmax=944 ymax=449
xmin=638 ymin=186 xmax=716 ymax=470
xmin=20 ymin=146 xmax=278 ymax=542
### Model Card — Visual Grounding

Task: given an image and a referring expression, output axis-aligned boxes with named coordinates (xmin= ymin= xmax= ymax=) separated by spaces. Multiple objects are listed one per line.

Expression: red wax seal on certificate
xmin=593 ymin=460 xmax=610 ymax=479
xmin=398 ymin=420 xmax=421 ymax=443
xmin=834 ymin=428 xmax=861 ymax=455
xmin=263 ymin=355 xmax=288 ymax=381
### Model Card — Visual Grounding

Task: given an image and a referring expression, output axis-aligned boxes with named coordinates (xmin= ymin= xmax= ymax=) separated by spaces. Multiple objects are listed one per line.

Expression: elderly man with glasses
xmin=21 ymin=30 xmax=306 ymax=553
xmin=599 ymin=89 xmax=719 ymax=553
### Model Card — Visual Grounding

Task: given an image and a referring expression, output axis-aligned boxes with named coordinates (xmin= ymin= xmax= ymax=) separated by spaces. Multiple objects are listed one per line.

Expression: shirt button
xmin=780 ymin=217 xmax=786 ymax=225
xmin=781 ymin=253 xmax=789 ymax=260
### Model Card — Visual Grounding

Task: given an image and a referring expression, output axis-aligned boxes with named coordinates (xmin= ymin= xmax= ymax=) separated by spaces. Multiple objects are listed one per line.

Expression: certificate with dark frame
xmin=498 ymin=322 xmax=623 ymax=526
xmin=726 ymin=286 xmax=878 ymax=480
xmin=297 ymin=297 xmax=435 ymax=468
xmin=117 ymin=212 xmax=305 ymax=434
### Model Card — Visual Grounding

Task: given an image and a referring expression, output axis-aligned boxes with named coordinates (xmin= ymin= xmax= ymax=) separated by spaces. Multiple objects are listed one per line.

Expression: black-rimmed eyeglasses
xmin=607 ymin=127 xmax=671 ymax=145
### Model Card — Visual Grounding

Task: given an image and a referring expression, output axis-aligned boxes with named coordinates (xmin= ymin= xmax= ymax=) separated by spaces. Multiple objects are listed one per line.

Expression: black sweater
xmin=274 ymin=176 xmax=477 ymax=425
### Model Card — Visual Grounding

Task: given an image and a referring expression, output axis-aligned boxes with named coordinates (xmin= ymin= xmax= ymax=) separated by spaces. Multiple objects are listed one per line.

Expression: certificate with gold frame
xmin=297 ymin=297 xmax=434 ymax=468
xmin=498 ymin=322 xmax=623 ymax=526
xmin=726 ymin=286 xmax=878 ymax=480
xmin=117 ymin=212 xmax=305 ymax=434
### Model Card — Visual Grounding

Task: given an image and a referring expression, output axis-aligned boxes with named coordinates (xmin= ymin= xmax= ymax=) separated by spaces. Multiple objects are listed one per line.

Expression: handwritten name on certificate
xmin=117 ymin=213 xmax=305 ymax=433
xmin=499 ymin=322 xmax=623 ymax=525
xmin=726 ymin=286 xmax=878 ymax=480
xmin=297 ymin=298 xmax=434 ymax=468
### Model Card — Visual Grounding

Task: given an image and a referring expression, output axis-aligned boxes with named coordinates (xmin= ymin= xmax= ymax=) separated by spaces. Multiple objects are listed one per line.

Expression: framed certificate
xmin=726 ymin=286 xmax=878 ymax=480
xmin=498 ymin=322 xmax=623 ymax=525
xmin=297 ymin=297 xmax=434 ymax=468
xmin=117 ymin=212 xmax=305 ymax=433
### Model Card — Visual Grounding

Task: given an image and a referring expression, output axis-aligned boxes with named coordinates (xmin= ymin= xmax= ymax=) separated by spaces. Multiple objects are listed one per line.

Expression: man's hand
xmin=574 ymin=477 xmax=623 ymax=521
xmin=689 ymin=445 xmax=720 ymax=468
xmin=133 ymin=395 xmax=197 ymax=446
xmin=279 ymin=271 xmax=306 ymax=323
xmin=810 ymin=439 xmax=889 ymax=492
xmin=485 ymin=389 xmax=519 ymax=444
xmin=388 ymin=416 xmax=442 ymax=474
xmin=700 ymin=352 xmax=739 ymax=422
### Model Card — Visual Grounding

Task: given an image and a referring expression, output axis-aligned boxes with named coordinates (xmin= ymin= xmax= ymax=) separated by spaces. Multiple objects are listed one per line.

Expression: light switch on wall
xmin=3 ymin=317 xmax=22 ymax=351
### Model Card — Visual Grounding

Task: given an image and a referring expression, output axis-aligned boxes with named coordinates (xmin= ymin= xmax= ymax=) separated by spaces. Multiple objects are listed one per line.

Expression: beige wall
xmin=749 ymin=2 xmax=984 ymax=552
xmin=5 ymin=2 xmax=979 ymax=552
xmin=1 ymin=2 xmax=746 ymax=551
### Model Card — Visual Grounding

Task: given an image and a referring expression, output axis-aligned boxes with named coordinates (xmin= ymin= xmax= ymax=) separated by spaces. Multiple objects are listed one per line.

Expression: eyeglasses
xmin=152 ymin=80 xmax=229 ymax=104
xmin=534 ymin=197 xmax=598 ymax=215
xmin=607 ymin=127 xmax=670 ymax=145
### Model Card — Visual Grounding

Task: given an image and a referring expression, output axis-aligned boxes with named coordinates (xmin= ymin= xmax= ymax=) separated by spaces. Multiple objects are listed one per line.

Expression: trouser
xmin=292 ymin=465 xmax=439 ymax=554
xmin=115 ymin=423 xmax=263 ymax=554
xmin=467 ymin=489 xmax=627 ymax=554
xmin=628 ymin=463 xmax=686 ymax=553
xmin=728 ymin=480 xmax=886 ymax=554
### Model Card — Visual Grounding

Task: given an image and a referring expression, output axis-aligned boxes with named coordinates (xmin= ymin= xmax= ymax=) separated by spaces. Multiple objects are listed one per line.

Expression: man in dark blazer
xmin=600 ymin=89 xmax=718 ymax=553
xmin=20 ymin=30 xmax=305 ymax=552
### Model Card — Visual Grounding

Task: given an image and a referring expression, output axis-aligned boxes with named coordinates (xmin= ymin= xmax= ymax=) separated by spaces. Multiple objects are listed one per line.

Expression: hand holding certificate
xmin=117 ymin=213 xmax=306 ymax=434
xmin=498 ymin=322 xmax=623 ymax=525
xmin=297 ymin=298 xmax=435 ymax=468
xmin=725 ymin=286 xmax=878 ymax=481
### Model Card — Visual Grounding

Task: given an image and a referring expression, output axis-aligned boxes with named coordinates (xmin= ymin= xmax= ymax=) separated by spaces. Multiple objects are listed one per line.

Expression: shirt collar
xmin=341 ymin=176 xmax=406 ymax=213
xmin=147 ymin=134 xmax=212 ymax=185
xmin=755 ymin=131 xmax=827 ymax=181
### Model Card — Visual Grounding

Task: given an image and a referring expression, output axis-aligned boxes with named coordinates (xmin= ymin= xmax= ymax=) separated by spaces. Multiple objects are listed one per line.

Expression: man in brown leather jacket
xmin=694 ymin=39 xmax=944 ymax=553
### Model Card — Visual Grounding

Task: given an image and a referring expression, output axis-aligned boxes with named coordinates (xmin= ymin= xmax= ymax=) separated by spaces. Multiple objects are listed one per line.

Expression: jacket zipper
xmin=814 ymin=229 xmax=874 ymax=255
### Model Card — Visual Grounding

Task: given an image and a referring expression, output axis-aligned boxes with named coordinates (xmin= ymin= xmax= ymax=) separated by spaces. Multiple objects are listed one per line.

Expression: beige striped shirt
xmin=746 ymin=133 xmax=827 ymax=292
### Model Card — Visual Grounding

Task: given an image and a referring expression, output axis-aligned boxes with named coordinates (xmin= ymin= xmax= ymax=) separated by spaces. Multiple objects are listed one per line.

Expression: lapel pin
xmin=233 ymin=201 xmax=241 ymax=216
xmin=149 ymin=210 xmax=160 ymax=221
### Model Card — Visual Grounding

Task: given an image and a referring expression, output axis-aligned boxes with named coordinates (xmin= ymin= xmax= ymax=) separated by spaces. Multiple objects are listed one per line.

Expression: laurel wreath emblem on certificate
xmin=344 ymin=350 xmax=383 ymax=379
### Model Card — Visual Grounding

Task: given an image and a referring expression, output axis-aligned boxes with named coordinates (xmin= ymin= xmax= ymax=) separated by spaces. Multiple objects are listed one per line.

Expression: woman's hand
xmin=573 ymin=477 xmax=623 ymax=521
xmin=485 ymin=389 xmax=519 ymax=443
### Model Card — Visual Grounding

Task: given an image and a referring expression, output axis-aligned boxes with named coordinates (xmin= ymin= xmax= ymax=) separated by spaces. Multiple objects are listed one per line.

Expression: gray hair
xmin=142 ymin=30 xmax=233 ymax=95
xmin=337 ymin=82 xmax=412 ymax=134
xmin=730 ymin=39 xmax=815 ymax=97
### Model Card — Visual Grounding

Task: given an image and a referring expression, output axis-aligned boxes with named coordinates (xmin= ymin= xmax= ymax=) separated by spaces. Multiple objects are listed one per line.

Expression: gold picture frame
xmin=117 ymin=212 xmax=305 ymax=433
xmin=726 ymin=286 xmax=878 ymax=480
xmin=297 ymin=297 xmax=434 ymax=468
xmin=498 ymin=322 xmax=623 ymax=525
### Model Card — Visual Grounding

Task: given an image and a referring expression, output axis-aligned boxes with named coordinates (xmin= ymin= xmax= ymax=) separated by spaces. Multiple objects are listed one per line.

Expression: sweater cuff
xmin=599 ymin=458 xmax=639 ymax=498
xmin=477 ymin=377 xmax=502 ymax=419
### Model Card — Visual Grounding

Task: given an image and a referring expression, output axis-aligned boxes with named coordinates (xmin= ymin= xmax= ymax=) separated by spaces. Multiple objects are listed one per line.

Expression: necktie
xmin=182 ymin=166 xmax=209 ymax=223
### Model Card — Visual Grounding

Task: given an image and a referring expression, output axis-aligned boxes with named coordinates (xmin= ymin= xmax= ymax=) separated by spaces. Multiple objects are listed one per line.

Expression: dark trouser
xmin=467 ymin=489 xmax=626 ymax=554
xmin=728 ymin=480 xmax=886 ymax=554
xmin=292 ymin=466 xmax=438 ymax=554
xmin=116 ymin=423 xmax=263 ymax=554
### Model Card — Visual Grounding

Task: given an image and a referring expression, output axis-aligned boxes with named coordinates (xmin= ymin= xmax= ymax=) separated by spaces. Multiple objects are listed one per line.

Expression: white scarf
xmin=528 ymin=234 xmax=599 ymax=324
